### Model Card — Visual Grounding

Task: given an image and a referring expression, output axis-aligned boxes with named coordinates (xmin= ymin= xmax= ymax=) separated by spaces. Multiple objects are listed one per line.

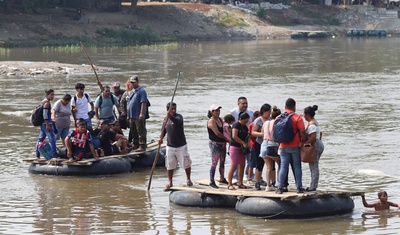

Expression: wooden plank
xmin=168 ymin=180 xmax=366 ymax=201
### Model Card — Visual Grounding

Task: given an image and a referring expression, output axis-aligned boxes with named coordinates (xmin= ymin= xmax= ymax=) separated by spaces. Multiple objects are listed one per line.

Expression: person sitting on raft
xmin=361 ymin=191 xmax=400 ymax=211
xmin=65 ymin=119 xmax=99 ymax=161
xmin=97 ymin=119 xmax=129 ymax=156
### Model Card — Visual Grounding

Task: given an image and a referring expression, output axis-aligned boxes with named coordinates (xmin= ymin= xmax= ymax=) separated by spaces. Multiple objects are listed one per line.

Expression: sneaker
xmin=247 ymin=179 xmax=253 ymax=185
xmin=187 ymin=180 xmax=193 ymax=187
xmin=297 ymin=187 xmax=304 ymax=194
xmin=259 ymin=179 xmax=267 ymax=186
xmin=265 ymin=186 xmax=274 ymax=192
xmin=254 ymin=182 xmax=261 ymax=191
xmin=276 ymin=188 xmax=283 ymax=194
xmin=282 ymin=187 xmax=289 ymax=192
xmin=209 ymin=182 xmax=219 ymax=189
xmin=219 ymin=178 xmax=229 ymax=184
xmin=232 ymin=178 xmax=238 ymax=185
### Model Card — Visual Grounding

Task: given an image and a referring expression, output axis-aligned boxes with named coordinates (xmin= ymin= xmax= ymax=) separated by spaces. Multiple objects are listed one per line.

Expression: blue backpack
xmin=272 ymin=112 xmax=296 ymax=143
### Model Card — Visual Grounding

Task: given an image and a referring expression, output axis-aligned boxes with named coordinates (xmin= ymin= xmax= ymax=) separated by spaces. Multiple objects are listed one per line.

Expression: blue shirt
xmin=94 ymin=94 xmax=119 ymax=119
xmin=128 ymin=86 xmax=148 ymax=119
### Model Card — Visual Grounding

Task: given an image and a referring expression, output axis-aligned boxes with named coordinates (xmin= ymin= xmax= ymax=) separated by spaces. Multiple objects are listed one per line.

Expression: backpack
xmin=98 ymin=94 xmax=115 ymax=108
xmin=73 ymin=93 xmax=89 ymax=104
xmin=272 ymin=112 xmax=296 ymax=143
xmin=31 ymin=103 xmax=44 ymax=126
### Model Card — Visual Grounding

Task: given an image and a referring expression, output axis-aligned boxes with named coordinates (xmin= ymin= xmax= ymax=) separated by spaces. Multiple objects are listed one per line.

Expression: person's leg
xmin=85 ymin=118 xmax=92 ymax=128
xmin=167 ymin=169 xmax=174 ymax=186
xmin=209 ymin=141 xmax=219 ymax=184
xmin=36 ymin=124 xmax=47 ymax=158
xmin=238 ymin=163 xmax=245 ymax=186
xmin=278 ymin=148 xmax=290 ymax=190
xmin=265 ymin=157 xmax=273 ymax=187
xmin=290 ymin=147 xmax=303 ymax=190
xmin=46 ymin=124 xmax=57 ymax=157
xmin=218 ymin=143 xmax=227 ymax=181
xmin=185 ymin=167 xmax=191 ymax=182
xmin=137 ymin=119 xmax=147 ymax=150
xmin=228 ymin=164 xmax=237 ymax=186
xmin=131 ymin=119 xmax=139 ymax=148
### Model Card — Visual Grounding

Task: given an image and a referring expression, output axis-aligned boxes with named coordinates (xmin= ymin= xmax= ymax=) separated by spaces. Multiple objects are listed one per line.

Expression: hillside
xmin=0 ymin=2 xmax=399 ymax=47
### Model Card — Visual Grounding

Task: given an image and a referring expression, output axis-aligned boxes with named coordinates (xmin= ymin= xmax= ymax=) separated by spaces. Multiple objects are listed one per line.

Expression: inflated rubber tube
xmin=130 ymin=147 xmax=166 ymax=167
xmin=28 ymin=157 xmax=132 ymax=176
xmin=235 ymin=196 xmax=354 ymax=219
xmin=307 ymin=32 xmax=329 ymax=39
xmin=169 ymin=191 xmax=237 ymax=208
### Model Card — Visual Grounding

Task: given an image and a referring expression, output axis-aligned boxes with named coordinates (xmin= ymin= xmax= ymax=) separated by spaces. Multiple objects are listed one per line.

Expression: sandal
xmin=238 ymin=184 xmax=249 ymax=189
xmin=227 ymin=185 xmax=236 ymax=190
xmin=187 ymin=180 xmax=193 ymax=187
xmin=164 ymin=183 xmax=173 ymax=190
xmin=305 ymin=187 xmax=316 ymax=192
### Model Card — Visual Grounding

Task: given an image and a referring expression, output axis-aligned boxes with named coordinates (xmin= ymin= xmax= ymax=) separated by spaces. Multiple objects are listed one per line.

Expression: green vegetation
xmin=41 ymin=36 xmax=95 ymax=47
xmin=314 ymin=17 xmax=341 ymax=26
xmin=257 ymin=8 xmax=267 ymax=19
xmin=215 ymin=13 xmax=248 ymax=28
xmin=96 ymin=27 xmax=177 ymax=45
xmin=39 ymin=28 xmax=177 ymax=47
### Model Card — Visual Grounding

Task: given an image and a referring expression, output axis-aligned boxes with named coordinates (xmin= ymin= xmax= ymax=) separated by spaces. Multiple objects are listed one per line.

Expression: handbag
xmin=118 ymin=116 xmax=128 ymax=130
xmin=241 ymin=146 xmax=250 ymax=155
xmin=301 ymin=143 xmax=315 ymax=163
xmin=266 ymin=140 xmax=279 ymax=157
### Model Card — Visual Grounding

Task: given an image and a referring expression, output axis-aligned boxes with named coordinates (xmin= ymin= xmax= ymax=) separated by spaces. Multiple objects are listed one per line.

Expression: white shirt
xmin=71 ymin=93 xmax=92 ymax=119
xmin=230 ymin=107 xmax=254 ymax=127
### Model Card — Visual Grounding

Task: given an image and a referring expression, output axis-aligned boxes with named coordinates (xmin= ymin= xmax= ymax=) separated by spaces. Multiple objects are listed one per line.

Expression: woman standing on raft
xmin=303 ymin=105 xmax=324 ymax=192
xmin=227 ymin=112 xmax=250 ymax=190
xmin=207 ymin=105 xmax=229 ymax=189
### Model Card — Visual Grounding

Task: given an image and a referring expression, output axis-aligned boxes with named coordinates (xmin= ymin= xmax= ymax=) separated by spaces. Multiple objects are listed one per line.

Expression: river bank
xmin=0 ymin=2 xmax=400 ymax=47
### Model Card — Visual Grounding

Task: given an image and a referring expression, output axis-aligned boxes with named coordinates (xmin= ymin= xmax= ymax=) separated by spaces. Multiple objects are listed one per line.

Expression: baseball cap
xmin=209 ymin=104 xmax=222 ymax=112
xmin=130 ymin=75 xmax=139 ymax=83
xmin=113 ymin=82 xmax=120 ymax=88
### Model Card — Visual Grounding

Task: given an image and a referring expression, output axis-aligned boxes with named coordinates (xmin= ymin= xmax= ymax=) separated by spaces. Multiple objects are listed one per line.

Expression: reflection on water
xmin=1 ymin=38 xmax=400 ymax=234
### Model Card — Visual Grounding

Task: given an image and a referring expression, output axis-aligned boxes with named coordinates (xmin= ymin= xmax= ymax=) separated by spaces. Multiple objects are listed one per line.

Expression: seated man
xmin=65 ymin=119 xmax=99 ymax=161
xmin=97 ymin=120 xmax=129 ymax=156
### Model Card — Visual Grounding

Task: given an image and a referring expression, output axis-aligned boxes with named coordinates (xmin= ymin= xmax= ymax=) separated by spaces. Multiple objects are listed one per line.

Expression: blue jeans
xmin=36 ymin=123 xmax=57 ymax=158
xmin=55 ymin=127 xmax=70 ymax=140
xmin=278 ymin=147 xmax=302 ymax=189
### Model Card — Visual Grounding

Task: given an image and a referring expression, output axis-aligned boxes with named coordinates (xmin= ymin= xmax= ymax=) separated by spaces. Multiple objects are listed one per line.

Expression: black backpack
xmin=31 ymin=103 xmax=44 ymax=126
xmin=272 ymin=112 xmax=296 ymax=143
xmin=73 ymin=93 xmax=89 ymax=104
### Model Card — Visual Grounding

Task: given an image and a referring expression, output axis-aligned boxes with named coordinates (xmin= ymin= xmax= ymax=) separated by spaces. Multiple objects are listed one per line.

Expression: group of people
xmin=207 ymin=96 xmax=325 ymax=194
xmin=35 ymin=75 xmax=149 ymax=161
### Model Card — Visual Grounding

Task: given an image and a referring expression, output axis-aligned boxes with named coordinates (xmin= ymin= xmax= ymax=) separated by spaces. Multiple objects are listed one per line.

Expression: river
xmin=1 ymin=37 xmax=400 ymax=234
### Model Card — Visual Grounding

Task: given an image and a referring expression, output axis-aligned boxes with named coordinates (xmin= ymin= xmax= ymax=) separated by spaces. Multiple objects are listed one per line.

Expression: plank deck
xmin=165 ymin=179 xmax=364 ymax=201
xmin=23 ymin=142 xmax=165 ymax=166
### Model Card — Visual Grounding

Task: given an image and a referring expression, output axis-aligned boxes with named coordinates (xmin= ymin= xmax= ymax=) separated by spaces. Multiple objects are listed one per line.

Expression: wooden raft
xmin=165 ymin=179 xmax=364 ymax=201
xmin=23 ymin=142 xmax=164 ymax=166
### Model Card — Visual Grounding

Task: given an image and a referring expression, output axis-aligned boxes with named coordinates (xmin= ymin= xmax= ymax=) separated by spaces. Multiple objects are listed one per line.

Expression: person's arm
xmin=158 ymin=118 xmax=168 ymax=145
xmin=51 ymin=109 xmax=57 ymax=123
xmin=208 ymin=119 xmax=227 ymax=141
xmin=232 ymin=128 xmax=247 ymax=148
xmin=361 ymin=194 xmax=376 ymax=208
xmin=139 ymin=101 xmax=146 ymax=121
xmin=43 ymin=101 xmax=51 ymax=132
xmin=388 ymin=201 xmax=400 ymax=209
xmin=304 ymin=132 xmax=317 ymax=144
xmin=89 ymin=101 xmax=94 ymax=111
xmin=114 ymin=133 xmax=128 ymax=141
xmin=251 ymin=121 xmax=263 ymax=138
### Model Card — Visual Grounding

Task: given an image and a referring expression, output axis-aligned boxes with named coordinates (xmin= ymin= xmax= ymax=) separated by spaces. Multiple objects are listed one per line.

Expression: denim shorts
xmin=56 ymin=127 xmax=70 ymax=140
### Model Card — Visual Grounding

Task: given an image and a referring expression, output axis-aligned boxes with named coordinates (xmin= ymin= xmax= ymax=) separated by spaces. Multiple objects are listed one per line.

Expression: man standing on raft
xmin=159 ymin=102 xmax=193 ymax=190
